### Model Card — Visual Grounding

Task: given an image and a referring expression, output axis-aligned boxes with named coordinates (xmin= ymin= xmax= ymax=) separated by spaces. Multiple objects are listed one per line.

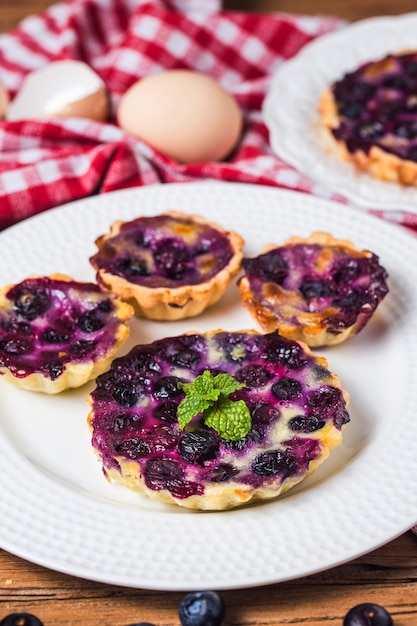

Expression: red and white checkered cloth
xmin=0 ymin=0 xmax=416 ymax=234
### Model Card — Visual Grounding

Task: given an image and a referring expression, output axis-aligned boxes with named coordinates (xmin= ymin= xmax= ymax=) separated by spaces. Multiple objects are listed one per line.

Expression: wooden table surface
xmin=1 ymin=1 xmax=417 ymax=625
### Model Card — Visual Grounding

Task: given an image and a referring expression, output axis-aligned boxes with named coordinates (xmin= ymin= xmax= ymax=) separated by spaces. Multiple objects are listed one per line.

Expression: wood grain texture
xmin=0 ymin=0 xmax=416 ymax=31
xmin=2 ymin=531 xmax=417 ymax=625
xmin=1 ymin=1 xmax=417 ymax=625
xmin=0 ymin=1 xmax=55 ymax=33
xmin=1 ymin=0 xmax=417 ymax=32
xmin=224 ymin=0 xmax=417 ymax=21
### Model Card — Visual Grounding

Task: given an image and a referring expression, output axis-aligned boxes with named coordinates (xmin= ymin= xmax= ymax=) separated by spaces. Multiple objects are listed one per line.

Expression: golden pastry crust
xmin=90 ymin=211 xmax=244 ymax=321
xmin=0 ymin=273 xmax=133 ymax=394
xmin=87 ymin=328 xmax=350 ymax=510
xmin=238 ymin=232 xmax=389 ymax=348
xmin=319 ymin=87 xmax=417 ymax=186
xmin=99 ymin=433 xmax=340 ymax=511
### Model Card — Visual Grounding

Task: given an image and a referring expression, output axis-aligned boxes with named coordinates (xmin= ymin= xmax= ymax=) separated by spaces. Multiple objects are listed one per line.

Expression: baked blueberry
xmin=0 ymin=274 xmax=133 ymax=393
xmin=88 ymin=329 xmax=350 ymax=510
xmin=90 ymin=211 xmax=244 ymax=320
xmin=238 ymin=232 xmax=389 ymax=347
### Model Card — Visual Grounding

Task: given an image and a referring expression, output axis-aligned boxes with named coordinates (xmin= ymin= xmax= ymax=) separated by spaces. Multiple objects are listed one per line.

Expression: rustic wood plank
xmin=1 ymin=532 xmax=417 ymax=625
xmin=223 ymin=0 xmax=417 ymax=21
xmin=0 ymin=2 xmax=55 ymax=33
xmin=1 ymin=0 xmax=417 ymax=33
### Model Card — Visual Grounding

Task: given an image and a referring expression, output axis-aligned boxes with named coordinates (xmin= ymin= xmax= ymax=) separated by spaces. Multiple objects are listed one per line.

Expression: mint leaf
xmin=176 ymin=370 xmax=251 ymax=441
xmin=178 ymin=370 xmax=220 ymax=402
xmin=212 ymin=373 xmax=245 ymax=395
xmin=177 ymin=394 xmax=213 ymax=430
xmin=177 ymin=370 xmax=220 ymax=429
xmin=204 ymin=397 xmax=252 ymax=441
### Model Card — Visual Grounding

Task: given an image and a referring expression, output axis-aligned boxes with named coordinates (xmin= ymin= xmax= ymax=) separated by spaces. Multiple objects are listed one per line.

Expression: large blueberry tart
xmin=320 ymin=51 xmax=417 ymax=185
xmin=90 ymin=211 xmax=244 ymax=321
xmin=238 ymin=232 xmax=389 ymax=347
xmin=0 ymin=274 xmax=133 ymax=394
xmin=87 ymin=328 xmax=350 ymax=510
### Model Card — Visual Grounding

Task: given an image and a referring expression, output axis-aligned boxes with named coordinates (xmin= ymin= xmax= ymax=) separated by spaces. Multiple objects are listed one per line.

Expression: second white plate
xmin=263 ymin=13 xmax=417 ymax=212
xmin=1 ymin=182 xmax=417 ymax=590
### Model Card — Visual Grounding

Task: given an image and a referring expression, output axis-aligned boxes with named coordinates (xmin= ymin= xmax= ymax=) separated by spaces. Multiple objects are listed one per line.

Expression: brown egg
xmin=0 ymin=80 xmax=9 ymax=119
xmin=6 ymin=60 xmax=109 ymax=122
xmin=117 ymin=70 xmax=243 ymax=163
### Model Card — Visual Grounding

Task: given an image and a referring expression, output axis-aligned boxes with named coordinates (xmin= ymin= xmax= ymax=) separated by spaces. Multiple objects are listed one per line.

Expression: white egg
xmin=6 ymin=60 xmax=109 ymax=122
xmin=117 ymin=70 xmax=243 ymax=163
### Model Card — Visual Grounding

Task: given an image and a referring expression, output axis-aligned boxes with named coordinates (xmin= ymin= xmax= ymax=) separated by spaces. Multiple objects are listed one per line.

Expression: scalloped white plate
xmin=1 ymin=182 xmax=417 ymax=590
xmin=263 ymin=13 xmax=417 ymax=212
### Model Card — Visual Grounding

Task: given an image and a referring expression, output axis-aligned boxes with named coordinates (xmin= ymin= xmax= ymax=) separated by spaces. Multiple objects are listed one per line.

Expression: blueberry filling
xmin=271 ymin=377 xmax=302 ymax=401
xmin=153 ymin=238 xmax=192 ymax=280
xmin=179 ymin=431 xmax=220 ymax=464
xmin=242 ymin=250 xmax=288 ymax=283
xmin=266 ymin=335 xmax=308 ymax=369
xmin=41 ymin=327 xmax=71 ymax=344
xmin=329 ymin=51 xmax=417 ymax=161
xmin=91 ymin=214 xmax=236 ymax=288
xmin=0 ymin=277 xmax=123 ymax=380
xmin=112 ymin=382 xmax=142 ymax=407
xmin=153 ymin=401 xmax=179 ymax=422
xmin=12 ymin=286 xmax=50 ymax=321
xmin=143 ymin=457 xmax=203 ymax=498
xmin=153 ymin=376 xmax=184 ymax=400
xmin=235 ymin=364 xmax=271 ymax=387
xmin=206 ymin=462 xmax=239 ymax=482
xmin=89 ymin=331 xmax=350 ymax=500
xmin=116 ymin=257 xmax=150 ymax=277
xmin=252 ymin=449 xmax=298 ymax=477
xmin=289 ymin=415 xmax=326 ymax=433
xmin=77 ymin=309 xmax=105 ymax=333
xmin=116 ymin=437 xmax=151 ymax=459
xmin=251 ymin=402 xmax=281 ymax=423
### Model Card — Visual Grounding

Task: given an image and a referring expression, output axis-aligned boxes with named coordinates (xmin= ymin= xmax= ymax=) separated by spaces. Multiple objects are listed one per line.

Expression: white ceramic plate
xmin=1 ymin=182 xmax=417 ymax=591
xmin=263 ymin=13 xmax=417 ymax=212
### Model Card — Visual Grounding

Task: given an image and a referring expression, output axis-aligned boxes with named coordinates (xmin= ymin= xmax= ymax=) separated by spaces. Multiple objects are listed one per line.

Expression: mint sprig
xmin=177 ymin=370 xmax=252 ymax=441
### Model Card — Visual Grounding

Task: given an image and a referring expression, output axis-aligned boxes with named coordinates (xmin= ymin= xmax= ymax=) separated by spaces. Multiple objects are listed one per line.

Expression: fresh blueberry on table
xmin=343 ymin=603 xmax=393 ymax=626
xmin=179 ymin=590 xmax=225 ymax=626
xmin=0 ymin=614 xmax=44 ymax=626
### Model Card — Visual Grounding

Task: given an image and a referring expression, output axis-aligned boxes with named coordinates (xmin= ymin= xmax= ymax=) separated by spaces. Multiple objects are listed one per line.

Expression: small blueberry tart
xmin=238 ymin=232 xmax=389 ymax=347
xmin=87 ymin=328 xmax=350 ymax=510
xmin=90 ymin=211 xmax=244 ymax=321
xmin=0 ymin=274 xmax=133 ymax=394
xmin=320 ymin=51 xmax=417 ymax=185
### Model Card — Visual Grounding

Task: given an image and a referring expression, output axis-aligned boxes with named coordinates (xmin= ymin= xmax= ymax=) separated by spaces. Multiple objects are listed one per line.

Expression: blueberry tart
xmin=90 ymin=211 xmax=244 ymax=321
xmin=238 ymin=232 xmax=389 ymax=347
xmin=320 ymin=51 xmax=417 ymax=185
xmin=0 ymin=274 xmax=133 ymax=394
xmin=87 ymin=328 xmax=350 ymax=510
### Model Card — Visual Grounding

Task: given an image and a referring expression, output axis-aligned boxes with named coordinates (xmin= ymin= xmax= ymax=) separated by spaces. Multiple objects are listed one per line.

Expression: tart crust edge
xmin=238 ymin=232 xmax=380 ymax=347
xmin=90 ymin=211 xmax=245 ymax=321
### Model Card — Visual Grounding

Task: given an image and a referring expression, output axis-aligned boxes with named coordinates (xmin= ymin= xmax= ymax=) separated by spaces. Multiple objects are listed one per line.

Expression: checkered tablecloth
xmin=0 ymin=0 xmax=416 ymax=234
